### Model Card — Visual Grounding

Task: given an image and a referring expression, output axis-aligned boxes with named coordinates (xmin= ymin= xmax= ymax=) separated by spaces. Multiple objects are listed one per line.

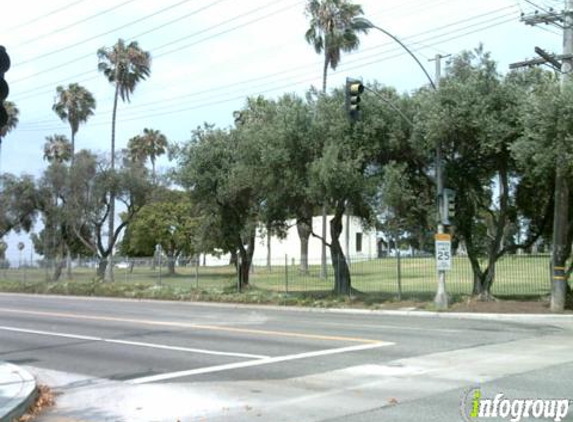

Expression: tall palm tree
xmin=97 ymin=39 xmax=151 ymax=171
xmin=305 ymin=0 xmax=370 ymax=93
xmin=127 ymin=128 xmax=168 ymax=180
xmin=97 ymin=39 xmax=151 ymax=281
xmin=52 ymin=83 xmax=96 ymax=157
xmin=43 ymin=134 xmax=72 ymax=163
xmin=305 ymin=0 xmax=370 ymax=278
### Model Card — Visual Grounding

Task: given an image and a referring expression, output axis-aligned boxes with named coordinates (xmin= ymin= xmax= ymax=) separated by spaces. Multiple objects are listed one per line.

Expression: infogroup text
xmin=462 ymin=389 xmax=570 ymax=422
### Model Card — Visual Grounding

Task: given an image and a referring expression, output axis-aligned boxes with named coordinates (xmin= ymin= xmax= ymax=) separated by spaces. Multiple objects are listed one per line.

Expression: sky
xmin=0 ymin=0 xmax=564 ymax=259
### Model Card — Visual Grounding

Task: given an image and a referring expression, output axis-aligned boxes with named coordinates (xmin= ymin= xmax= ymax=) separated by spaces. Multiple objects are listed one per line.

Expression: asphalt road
xmin=0 ymin=293 xmax=572 ymax=422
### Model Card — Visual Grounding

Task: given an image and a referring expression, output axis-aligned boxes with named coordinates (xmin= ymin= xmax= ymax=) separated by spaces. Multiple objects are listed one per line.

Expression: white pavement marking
xmin=0 ymin=326 xmax=270 ymax=359
xmin=128 ymin=341 xmax=394 ymax=384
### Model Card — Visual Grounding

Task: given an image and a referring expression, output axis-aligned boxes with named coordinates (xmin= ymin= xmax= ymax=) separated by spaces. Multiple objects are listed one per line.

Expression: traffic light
xmin=442 ymin=188 xmax=456 ymax=226
xmin=0 ymin=46 xmax=10 ymax=129
xmin=233 ymin=110 xmax=244 ymax=126
xmin=345 ymin=77 xmax=364 ymax=122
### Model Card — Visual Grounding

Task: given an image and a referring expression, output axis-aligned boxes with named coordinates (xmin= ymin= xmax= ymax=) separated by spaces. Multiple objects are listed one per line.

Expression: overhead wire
xmin=20 ymin=4 xmax=518 ymax=125
xmin=12 ymin=0 xmax=451 ymax=77
xmin=18 ymin=6 xmax=520 ymax=131
xmin=12 ymin=1 xmax=514 ymax=102
xmin=0 ymin=0 xmax=91 ymax=34
xmin=14 ymin=0 xmax=144 ymax=49
xmin=20 ymin=5 xmax=520 ymax=127
xmin=11 ymin=0 xmax=231 ymax=81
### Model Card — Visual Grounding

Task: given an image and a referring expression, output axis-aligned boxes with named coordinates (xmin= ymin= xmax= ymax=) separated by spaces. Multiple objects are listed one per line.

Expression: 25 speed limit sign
xmin=435 ymin=234 xmax=452 ymax=271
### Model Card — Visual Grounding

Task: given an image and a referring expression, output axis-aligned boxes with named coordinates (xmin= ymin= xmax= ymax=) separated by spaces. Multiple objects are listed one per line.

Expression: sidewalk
xmin=0 ymin=362 xmax=37 ymax=422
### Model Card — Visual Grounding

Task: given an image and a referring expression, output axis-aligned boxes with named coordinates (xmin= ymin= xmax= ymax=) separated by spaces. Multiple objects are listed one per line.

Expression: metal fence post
xmin=195 ymin=256 xmax=199 ymax=290
xmin=396 ymin=249 xmax=403 ymax=301
xmin=285 ymin=254 xmax=289 ymax=294
xmin=158 ymin=253 xmax=162 ymax=286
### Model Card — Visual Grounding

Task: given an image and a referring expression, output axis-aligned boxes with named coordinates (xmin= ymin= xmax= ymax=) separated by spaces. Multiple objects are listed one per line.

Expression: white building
xmin=204 ymin=215 xmax=377 ymax=266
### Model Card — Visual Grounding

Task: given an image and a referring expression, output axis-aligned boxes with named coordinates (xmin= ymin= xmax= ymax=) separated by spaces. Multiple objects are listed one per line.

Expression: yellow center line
xmin=0 ymin=307 xmax=382 ymax=344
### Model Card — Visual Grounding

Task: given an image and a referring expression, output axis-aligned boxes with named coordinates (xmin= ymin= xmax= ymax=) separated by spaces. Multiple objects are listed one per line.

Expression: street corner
xmin=0 ymin=361 xmax=37 ymax=422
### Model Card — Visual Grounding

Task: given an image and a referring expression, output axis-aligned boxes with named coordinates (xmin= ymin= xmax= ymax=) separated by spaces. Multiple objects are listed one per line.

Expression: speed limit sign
xmin=435 ymin=234 xmax=451 ymax=271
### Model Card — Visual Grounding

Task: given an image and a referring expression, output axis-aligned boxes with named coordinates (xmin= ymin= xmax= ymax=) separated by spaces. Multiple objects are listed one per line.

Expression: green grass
xmin=0 ymin=255 xmax=555 ymax=302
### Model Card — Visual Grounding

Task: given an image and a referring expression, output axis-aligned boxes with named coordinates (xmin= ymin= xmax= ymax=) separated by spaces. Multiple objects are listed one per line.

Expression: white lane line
xmin=0 ymin=326 xmax=269 ymax=360
xmin=128 ymin=341 xmax=394 ymax=384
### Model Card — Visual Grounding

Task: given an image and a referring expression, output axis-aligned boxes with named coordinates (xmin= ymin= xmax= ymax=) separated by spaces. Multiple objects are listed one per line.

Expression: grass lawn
xmin=0 ymin=255 xmax=553 ymax=301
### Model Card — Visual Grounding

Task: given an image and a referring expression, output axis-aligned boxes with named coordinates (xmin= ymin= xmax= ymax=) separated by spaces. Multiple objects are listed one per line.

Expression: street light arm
xmin=363 ymin=86 xmax=414 ymax=127
xmin=365 ymin=20 xmax=437 ymax=91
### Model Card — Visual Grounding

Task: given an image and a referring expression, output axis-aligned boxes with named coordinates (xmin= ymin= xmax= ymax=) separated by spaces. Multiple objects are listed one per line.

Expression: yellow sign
xmin=434 ymin=233 xmax=451 ymax=241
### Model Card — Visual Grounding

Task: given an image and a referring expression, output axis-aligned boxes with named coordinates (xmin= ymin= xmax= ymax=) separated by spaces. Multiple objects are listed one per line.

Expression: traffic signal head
xmin=442 ymin=188 xmax=456 ymax=226
xmin=0 ymin=46 xmax=10 ymax=129
xmin=345 ymin=77 xmax=364 ymax=122
xmin=233 ymin=110 xmax=244 ymax=126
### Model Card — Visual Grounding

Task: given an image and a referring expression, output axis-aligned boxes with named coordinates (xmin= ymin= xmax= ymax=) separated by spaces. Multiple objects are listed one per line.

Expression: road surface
xmin=0 ymin=293 xmax=571 ymax=421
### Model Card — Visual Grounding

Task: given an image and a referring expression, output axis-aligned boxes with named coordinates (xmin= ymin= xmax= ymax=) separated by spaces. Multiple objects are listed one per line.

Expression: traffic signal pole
xmin=431 ymin=54 xmax=449 ymax=310
xmin=364 ymin=21 xmax=449 ymax=308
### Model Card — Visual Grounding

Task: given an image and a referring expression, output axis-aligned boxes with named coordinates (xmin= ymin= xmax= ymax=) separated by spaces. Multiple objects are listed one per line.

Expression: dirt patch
xmin=449 ymin=297 xmax=573 ymax=314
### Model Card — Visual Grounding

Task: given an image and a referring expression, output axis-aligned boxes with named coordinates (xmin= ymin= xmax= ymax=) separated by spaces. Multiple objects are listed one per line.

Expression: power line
xmin=10 ymin=0 xmax=455 ymax=85
xmin=0 ymin=0 xmax=91 ymax=34
xmin=12 ymin=3 xmax=517 ymax=103
xmin=20 ymin=5 xmax=518 ymax=125
xmin=18 ymin=9 xmax=518 ymax=131
xmin=153 ymin=0 xmax=300 ymax=56
xmin=19 ymin=6 xmax=519 ymax=125
xmin=11 ymin=0 xmax=304 ymax=98
xmin=11 ymin=0 xmax=230 ymax=81
xmin=14 ymin=0 xmax=144 ymax=50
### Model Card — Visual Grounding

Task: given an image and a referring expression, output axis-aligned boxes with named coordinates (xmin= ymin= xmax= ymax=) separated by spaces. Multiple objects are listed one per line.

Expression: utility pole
xmin=553 ymin=0 xmax=573 ymax=311
xmin=429 ymin=53 xmax=450 ymax=310
xmin=510 ymin=0 xmax=572 ymax=312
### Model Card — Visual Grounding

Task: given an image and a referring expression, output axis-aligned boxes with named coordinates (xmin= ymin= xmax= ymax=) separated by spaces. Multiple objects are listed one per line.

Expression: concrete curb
xmin=0 ymin=362 xmax=37 ymax=422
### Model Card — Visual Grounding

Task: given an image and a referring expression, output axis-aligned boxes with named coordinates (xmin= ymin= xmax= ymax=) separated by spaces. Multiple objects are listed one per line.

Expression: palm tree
xmin=127 ymin=128 xmax=168 ymax=180
xmin=97 ymin=39 xmax=151 ymax=172
xmin=0 ymin=101 xmax=19 ymax=139
xmin=43 ymin=134 xmax=72 ymax=163
xmin=52 ymin=83 xmax=96 ymax=157
xmin=305 ymin=0 xmax=369 ymax=278
xmin=97 ymin=39 xmax=151 ymax=281
xmin=304 ymin=0 xmax=370 ymax=93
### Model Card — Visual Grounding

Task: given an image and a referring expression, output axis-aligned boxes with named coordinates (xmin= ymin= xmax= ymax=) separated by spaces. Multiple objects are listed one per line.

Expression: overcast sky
xmin=0 ymin=0 xmax=564 ymax=258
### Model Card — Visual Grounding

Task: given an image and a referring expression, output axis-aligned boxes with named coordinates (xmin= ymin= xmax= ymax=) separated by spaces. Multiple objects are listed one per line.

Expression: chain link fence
xmin=0 ymin=253 xmax=555 ymax=299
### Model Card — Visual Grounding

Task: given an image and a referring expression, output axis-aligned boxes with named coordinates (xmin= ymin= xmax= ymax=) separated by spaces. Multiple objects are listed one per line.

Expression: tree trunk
xmin=105 ymin=82 xmax=120 ymax=283
xmin=330 ymin=203 xmax=351 ymax=296
xmin=52 ymin=258 xmax=65 ymax=282
xmin=296 ymin=211 xmax=312 ymax=274
xmin=322 ymin=52 xmax=329 ymax=94
xmin=229 ymin=250 xmax=237 ymax=268
xmin=97 ymin=258 xmax=107 ymax=280
xmin=71 ymin=129 xmax=76 ymax=163
xmin=167 ymin=252 xmax=176 ymax=276
xmin=237 ymin=233 xmax=255 ymax=291
xmin=466 ymin=163 xmax=511 ymax=300
xmin=65 ymin=247 xmax=72 ymax=280
xmin=319 ymin=52 xmax=329 ymax=280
